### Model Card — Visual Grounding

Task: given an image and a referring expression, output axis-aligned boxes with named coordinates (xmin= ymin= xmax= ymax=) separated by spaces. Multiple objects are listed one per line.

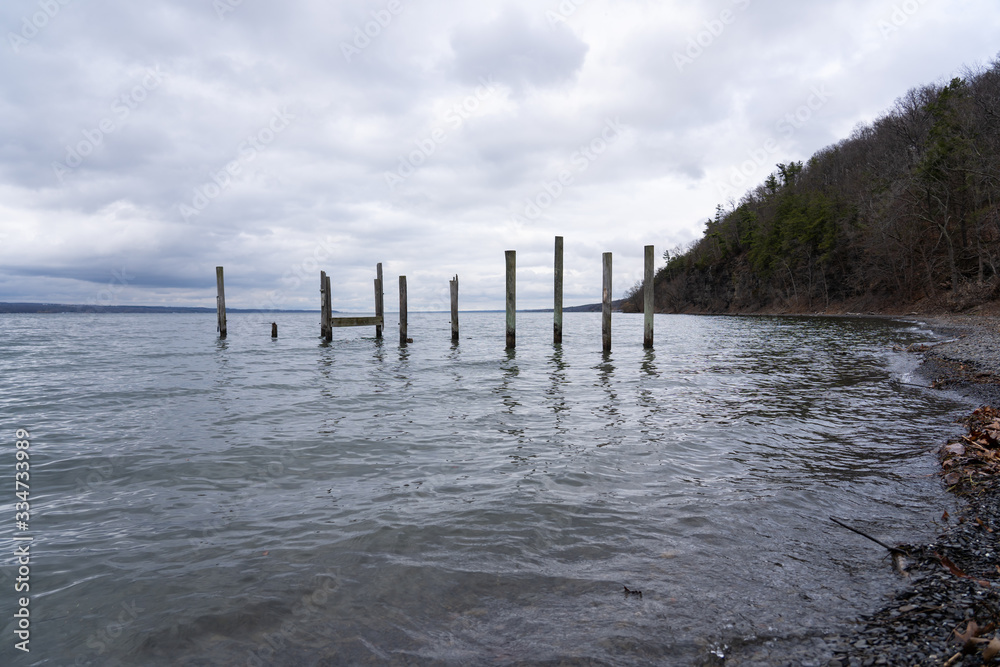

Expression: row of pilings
xmin=216 ymin=237 xmax=656 ymax=350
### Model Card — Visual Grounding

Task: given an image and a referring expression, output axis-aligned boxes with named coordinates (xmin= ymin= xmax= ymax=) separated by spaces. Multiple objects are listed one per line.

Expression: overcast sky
xmin=1 ymin=0 xmax=998 ymax=311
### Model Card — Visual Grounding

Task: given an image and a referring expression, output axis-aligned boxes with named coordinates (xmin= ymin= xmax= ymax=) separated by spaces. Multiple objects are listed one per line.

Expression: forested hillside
xmin=628 ymin=57 xmax=1000 ymax=314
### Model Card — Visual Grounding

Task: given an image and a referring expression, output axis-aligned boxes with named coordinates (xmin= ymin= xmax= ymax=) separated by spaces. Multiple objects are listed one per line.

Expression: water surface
xmin=0 ymin=312 xmax=969 ymax=665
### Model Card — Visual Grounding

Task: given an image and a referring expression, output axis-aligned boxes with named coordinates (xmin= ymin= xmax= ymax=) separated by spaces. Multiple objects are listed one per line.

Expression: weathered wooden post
xmin=320 ymin=271 xmax=328 ymax=339
xmin=644 ymin=245 xmax=654 ymax=349
xmin=321 ymin=272 xmax=333 ymax=342
xmin=375 ymin=263 xmax=384 ymax=339
xmin=505 ymin=250 xmax=516 ymax=349
xmin=325 ymin=274 xmax=334 ymax=342
xmin=450 ymin=275 xmax=459 ymax=342
xmin=399 ymin=275 xmax=408 ymax=346
xmin=554 ymin=236 xmax=563 ymax=345
xmin=271 ymin=322 xmax=277 ymax=338
xmin=602 ymin=252 xmax=612 ymax=352
xmin=216 ymin=266 xmax=227 ymax=338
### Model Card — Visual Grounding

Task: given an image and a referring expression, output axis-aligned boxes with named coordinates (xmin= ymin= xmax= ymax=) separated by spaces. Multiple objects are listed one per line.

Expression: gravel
xmin=715 ymin=314 xmax=1000 ymax=666
xmin=918 ymin=315 xmax=1000 ymax=405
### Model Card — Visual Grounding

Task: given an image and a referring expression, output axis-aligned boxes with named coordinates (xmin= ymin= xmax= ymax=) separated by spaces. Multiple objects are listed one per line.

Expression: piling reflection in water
xmin=546 ymin=346 xmax=570 ymax=435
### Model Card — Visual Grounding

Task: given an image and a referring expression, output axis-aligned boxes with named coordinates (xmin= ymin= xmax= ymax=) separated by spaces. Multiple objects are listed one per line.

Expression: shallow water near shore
xmin=0 ymin=312 xmax=974 ymax=665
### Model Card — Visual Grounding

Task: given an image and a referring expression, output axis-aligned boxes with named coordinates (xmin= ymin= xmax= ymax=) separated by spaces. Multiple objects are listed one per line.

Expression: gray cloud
xmin=450 ymin=6 xmax=589 ymax=94
xmin=0 ymin=0 xmax=998 ymax=310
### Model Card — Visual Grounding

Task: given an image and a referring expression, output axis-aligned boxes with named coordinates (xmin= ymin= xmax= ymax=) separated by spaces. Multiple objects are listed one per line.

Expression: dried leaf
xmin=983 ymin=636 xmax=1000 ymax=662
xmin=936 ymin=552 xmax=968 ymax=578
xmin=954 ymin=620 xmax=980 ymax=651
xmin=942 ymin=510 xmax=950 ymax=522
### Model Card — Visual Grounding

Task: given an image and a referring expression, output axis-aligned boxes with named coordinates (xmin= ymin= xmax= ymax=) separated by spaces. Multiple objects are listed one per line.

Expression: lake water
xmin=0 ymin=311 xmax=972 ymax=665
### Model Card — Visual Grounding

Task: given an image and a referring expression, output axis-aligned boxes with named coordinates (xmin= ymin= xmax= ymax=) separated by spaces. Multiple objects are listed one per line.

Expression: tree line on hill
xmin=624 ymin=56 xmax=1000 ymax=314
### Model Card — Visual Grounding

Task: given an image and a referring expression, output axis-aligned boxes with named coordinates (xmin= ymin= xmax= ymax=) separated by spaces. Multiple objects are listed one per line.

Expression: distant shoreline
xmin=0 ymin=302 xmax=622 ymax=314
xmin=0 ymin=303 xmax=316 ymax=314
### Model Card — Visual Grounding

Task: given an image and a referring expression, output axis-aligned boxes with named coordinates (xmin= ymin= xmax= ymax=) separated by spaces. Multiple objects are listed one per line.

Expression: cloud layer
xmin=1 ymin=0 xmax=999 ymax=310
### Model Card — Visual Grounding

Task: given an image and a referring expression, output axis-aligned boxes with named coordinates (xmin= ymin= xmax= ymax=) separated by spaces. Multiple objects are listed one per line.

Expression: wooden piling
xmin=505 ymin=250 xmax=516 ymax=349
xmin=216 ymin=266 xmax=227 ymax=338
xmin=644 ymin=245 xmax=654 ymax=349
xmin=375 ymin=263 xmax=384 ymax=339
xmin=320 ymin=271 xmax=328 ymax=339
xmin=321 ymin=272 xmax=333 ymax=342
xmin=450 ymin=275 xmax=459 ymax=342
xmin=554 ymin=236 xmax=563 ymax=345
xmin=271 ymin=322 xmax=278 ymax=338
xmin=399 ymin=275 xmax=408 ymax=346
xmin=602 ymin=252 xmax=612 ymax=352
xmin=325 ymin=274 xmax=333 ymax=342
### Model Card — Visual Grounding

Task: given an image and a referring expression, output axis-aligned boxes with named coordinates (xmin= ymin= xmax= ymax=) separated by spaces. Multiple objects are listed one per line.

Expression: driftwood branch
xmin=829 ymin=517 xmax=906 ymax=555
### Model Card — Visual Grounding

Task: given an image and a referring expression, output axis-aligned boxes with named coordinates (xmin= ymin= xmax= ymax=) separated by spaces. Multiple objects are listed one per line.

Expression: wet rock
xmin=943 ymin=443 xmax=966 ymax=457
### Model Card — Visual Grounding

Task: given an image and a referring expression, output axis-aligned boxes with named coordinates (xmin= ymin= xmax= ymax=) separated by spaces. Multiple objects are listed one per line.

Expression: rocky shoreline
xmin=917 ymin=316 xmax=1000 ymax=406
xmin=722 ymin=314 xmax=1000 ymax=667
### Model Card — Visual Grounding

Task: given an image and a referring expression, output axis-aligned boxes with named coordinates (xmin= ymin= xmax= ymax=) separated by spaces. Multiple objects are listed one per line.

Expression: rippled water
xmin=0 ymin=312 xmax=972 ymax=665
